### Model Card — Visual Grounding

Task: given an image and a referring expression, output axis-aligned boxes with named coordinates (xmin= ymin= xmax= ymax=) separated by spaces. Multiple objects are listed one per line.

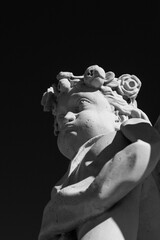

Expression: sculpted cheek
xmin=83 ymin=119 xmax=95 ymax=130
xmin=57 ymin=133 xmax=76 ymax=159
xmin=85 ymin=119 xmax=92 ymax=126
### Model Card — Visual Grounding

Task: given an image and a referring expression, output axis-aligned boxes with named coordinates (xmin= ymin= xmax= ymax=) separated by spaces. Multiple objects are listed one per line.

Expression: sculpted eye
xmin=77 ymin=99 xmax=90 ymax=112
xmin=79 ymin=99 xmax=86 ymax=105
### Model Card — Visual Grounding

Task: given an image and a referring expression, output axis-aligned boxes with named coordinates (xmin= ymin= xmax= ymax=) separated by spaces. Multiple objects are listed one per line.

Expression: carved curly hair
xmin=41 ymin=65 xmax=150 ymax=135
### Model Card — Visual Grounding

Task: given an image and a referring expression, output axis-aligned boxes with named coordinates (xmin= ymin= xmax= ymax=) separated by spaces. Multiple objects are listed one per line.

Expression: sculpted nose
xmin=57 ymin=111 xmax=76 ymax=131
xmin=63 ymin=112 xmax=76 ymax=124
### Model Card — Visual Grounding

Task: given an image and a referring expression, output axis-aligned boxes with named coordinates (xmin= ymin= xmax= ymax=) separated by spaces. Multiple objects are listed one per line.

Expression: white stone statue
xmin=38 ymin=65 xmax=160 ymax=240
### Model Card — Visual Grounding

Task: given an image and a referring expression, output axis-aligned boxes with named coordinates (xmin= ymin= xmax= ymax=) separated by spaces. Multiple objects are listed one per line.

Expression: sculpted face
xmin=56 ymin=85 xmax=119 ymax=160
xmin=41 ymin=66 xmax=145 ymax=159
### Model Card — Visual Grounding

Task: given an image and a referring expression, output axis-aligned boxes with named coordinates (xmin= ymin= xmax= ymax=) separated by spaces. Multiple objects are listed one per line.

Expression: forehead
xmin=56 ymin=85 xmax=111 ymax=112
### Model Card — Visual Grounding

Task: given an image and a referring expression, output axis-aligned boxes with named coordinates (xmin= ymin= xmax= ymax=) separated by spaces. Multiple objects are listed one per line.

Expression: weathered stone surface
xmin=39 ymin=66 xmax=160 ymax=240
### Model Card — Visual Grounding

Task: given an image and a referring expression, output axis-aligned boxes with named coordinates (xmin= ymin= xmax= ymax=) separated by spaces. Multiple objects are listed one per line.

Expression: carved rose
xmin=117 ymin=74 xmax=141 ymax=100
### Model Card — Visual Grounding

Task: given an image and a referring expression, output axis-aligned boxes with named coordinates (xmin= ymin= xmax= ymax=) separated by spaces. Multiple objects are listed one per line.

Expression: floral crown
xmin=41 ymin=65 xmax=141 ymax=115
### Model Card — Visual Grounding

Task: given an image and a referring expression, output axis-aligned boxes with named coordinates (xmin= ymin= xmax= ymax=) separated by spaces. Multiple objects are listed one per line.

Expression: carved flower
xmin=105 ymin=71 xmax=115 ymax=83
xmin=104 ymin=71 xmax=118 ymax=88
xmin=41 ymin=87 xmax=56 ymax=112
xmin=56 ymin=72 xmax=74 ymax=81
xmin=117 ymin=74 xmax=141 ymax=100
xmin=84 ymin=65 xmax=106 ymax=88
xmin=57 ymin=78 xmax=71 ymax=93
xmin=56 ymin=71 xmax=83 ymax=93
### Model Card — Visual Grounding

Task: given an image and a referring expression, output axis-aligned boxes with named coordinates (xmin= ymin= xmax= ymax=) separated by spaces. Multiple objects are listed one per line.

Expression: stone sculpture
xmin=39 ymin=65 xmax=160 ymax=240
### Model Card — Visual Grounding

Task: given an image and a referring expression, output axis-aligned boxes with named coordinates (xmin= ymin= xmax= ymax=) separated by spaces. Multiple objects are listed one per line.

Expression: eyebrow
xmin=71 ymin=92 xmax=96 ymax=101
xmin=71 ymin=93 xmax=96 ymax=107
xmin=56 ymin=95 xmax=78 ymax=115
xmin=57 ymin=92 xmax=96 ymax=115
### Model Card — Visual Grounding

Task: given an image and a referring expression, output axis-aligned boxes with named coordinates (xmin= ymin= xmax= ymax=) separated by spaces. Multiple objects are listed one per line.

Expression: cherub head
xmin=41 ymin=65 xmax=149 ymax=159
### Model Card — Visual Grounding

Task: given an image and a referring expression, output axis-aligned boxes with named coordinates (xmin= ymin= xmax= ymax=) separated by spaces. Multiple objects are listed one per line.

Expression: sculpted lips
xmin=60 ymin=124 xmax=75 ymax=133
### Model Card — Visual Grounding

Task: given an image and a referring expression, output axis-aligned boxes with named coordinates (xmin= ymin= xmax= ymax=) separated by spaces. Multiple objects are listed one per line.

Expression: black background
xmin=1 ymin=4 xmax=160 ymax=240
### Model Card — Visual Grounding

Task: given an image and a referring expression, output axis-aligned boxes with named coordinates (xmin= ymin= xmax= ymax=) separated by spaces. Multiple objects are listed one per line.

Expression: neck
xmin=72 ymin=131 xmax=117 ymax=161
xmin=71 ymin=131 xmax=117 ymax=166
xmin=80 ymin=131 xmax=117 ymax=164
xmin=69 ymin=130 xmax=129 ymax=177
